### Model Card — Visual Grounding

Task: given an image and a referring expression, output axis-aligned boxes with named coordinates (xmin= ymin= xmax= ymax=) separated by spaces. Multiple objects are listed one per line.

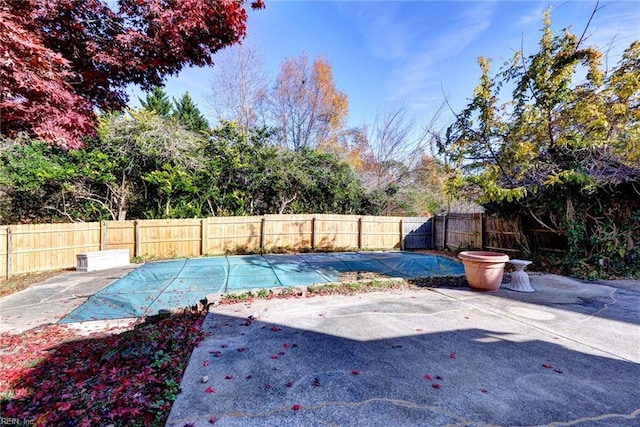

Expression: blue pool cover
xmin=60 ymin=252 xmax=464 ymax=323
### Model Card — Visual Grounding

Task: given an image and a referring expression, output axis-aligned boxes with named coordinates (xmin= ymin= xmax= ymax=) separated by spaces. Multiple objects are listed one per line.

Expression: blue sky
xmin=127 ymin=0 xmax=639 ymax=131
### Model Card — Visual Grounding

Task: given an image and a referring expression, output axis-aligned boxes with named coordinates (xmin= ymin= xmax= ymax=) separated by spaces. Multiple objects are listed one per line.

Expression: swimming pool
xmin=60 ymin=251 xmax=464 ymax=323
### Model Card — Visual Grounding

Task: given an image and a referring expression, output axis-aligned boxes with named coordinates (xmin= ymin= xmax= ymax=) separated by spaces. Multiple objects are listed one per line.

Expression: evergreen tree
xmin=173 ymin=92 xmax=210 ymax=133
xmin=139 ymin=87 xmax=173 ymax=117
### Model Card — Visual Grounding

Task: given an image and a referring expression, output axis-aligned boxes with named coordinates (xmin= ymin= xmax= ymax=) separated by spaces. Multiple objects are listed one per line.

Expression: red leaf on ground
xmin=351 ymin=370 xmax=360 ymax=375
xmin=432 ymin=383 xmax=441 ymax=389
xmin=209 ymin=417 xmax=218 ymax=424
xmin=449 ymin=352 xmax=457 ymax=359
xmin=271 ymin=326 xmax=282 ymax=332
xmin=286 ymin=381 xmax=293 ymax=387
xmin=203 ymin=360 xmax=210 ymax=366
xmin=246 ymin=375 xmax=253 ymax=379
xmin=205 ymin=386 xmax=215 ymax=393
xmin=212 ymin=351 xmax=222 ymax=358
xmin=57 ymin=402 xmax=72 ymax=411
xmin=424 ymin=374 xmax=433 ymax=380
xmin=278 ymin=351 xmax=286 ymax=356
xmin=481 ymin=388 xmax=489 ymax=393
xmin=237 ymin=348 xmax=246 ymax=352
xmin=265 ymin=384 xmax=272 ymax=389
xmin=292 ymin=404 xmax=301 ymax=411
xmin=271 ymin=355 xmax=279 ymax=359
xmin=283 ymin=343 xmax=290 ymax=349
xmin=225 ymin=375 xmax=233 ymax=380
xmin=542 ymin=364 xmax=553 ymax=369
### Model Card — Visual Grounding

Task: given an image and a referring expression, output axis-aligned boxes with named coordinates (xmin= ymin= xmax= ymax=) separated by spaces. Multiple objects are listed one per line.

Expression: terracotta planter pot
xmin=458 ymin=251 xmax=509 ymax=292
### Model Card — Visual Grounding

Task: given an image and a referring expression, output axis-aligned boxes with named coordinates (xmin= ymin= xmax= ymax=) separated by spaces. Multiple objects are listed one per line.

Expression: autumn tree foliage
xmin=271 ymin=54 xmax=349 ymax=151
xmin=0 ymin=0 xmax=265 ymax=148
xmin=442 ymin=11 xmax=640 ymax=276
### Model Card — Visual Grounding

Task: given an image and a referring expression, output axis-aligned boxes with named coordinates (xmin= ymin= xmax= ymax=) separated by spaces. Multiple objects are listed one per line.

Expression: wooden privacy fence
xmin=1 ymin=214 xmax=433 ymax=278
xmin=1 ymin=213 xmax=566 ymax=278
xmin=433 ymin=213 xmax=568 ymax=255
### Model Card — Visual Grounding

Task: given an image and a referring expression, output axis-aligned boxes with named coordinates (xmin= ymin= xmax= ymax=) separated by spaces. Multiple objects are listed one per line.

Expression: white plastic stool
xmin=505 ymin=259 xmax=534 ymax=292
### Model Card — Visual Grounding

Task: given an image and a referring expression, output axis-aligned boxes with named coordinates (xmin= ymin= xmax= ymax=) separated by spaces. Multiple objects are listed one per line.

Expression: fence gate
xmin=402 ymin=217 xmax=433 ymax=249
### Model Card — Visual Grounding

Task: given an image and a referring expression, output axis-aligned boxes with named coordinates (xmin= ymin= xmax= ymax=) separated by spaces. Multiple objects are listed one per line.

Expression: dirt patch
xmin=338 ymin=271 xmax=390 ymax=282
xmin=0 ymin=270 xmax=72 ymax=298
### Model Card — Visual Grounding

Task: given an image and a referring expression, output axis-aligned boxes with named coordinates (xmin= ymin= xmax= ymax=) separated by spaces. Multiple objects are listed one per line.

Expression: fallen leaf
xmin=205 ymin=387 xmax=215 ymax=394
xmin=481 ymin=388 xmax=489 ymax=393
xmin=449 ymin=352 xmax=457 ymax=359
xmin=203 ymin=360 xmax=210 ymax=366
xmin=237 ymin=348 xmax=246 ymax=352
xmin=246 ymin=375 xmax=253 ymax=379
xmin=224 ymin=375 xmax=233 ymax=380
xmin=265 ymin=384 xmax=272 ymax=389
xmin=351 ymin=370 xmax=360 ymax=375
xmin=432 ymin=383 xmax=441 ymax=389
xmin=292 ymin=404 xmax=301 ymax=411
xmin=286 ymin=381 xmax=293 ymax=387
xmin=424 ymin=374 xmax=433 ymax=380
xmin=542 ymin=364 xmax=553 ymax=369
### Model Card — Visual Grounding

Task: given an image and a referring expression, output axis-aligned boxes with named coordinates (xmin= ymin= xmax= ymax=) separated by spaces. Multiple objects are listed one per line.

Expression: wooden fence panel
xmin=484 ymin=216 xmax=523 ymax=255
xmin=138 ymin=219 xmax=201 ymax=258
xmin=105 ymin=221 xmax=136 ymax=254
xmin=206 ymin=216 xmax=262 ymax=254
xmin=361 ymin=216 xmax=402 ymax=249
xmin=263 ymin=214 xmax=313 ymax=251
xmin=445 ymin=213 xmax=482 ymax=249
xmin=433 ymin=215 xmax=446 ymax=250
xmin=9 ymin=223 xmax=101 ymax=276
xmin=402 ymin=217 xmax=432 ymax=249
xmin=530 ymin=228 xmax=568 ymax=253
xmin=314 ymin=214 xmax=360 ymax=249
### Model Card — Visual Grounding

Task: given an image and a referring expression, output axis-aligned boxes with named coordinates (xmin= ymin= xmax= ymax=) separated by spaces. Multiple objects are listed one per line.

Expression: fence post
xmin=134 ymin=220 xmax=140 ymax=258
xmin=6 ymin=227 xmax=11 ymax=279
xmin=311 ymin=217 xmax=316 ymax=250
xmin=101 ymin=221 xmax=107 ymax=250
xmin=443 ymin=214 xmax=448 ymax=250
xmin=201 ymin=218 xmax=208 ymax=256
xmin=260 ymin=216 xmax=266 ymax=254
xmin=357 ymin=217 xmax=363 ymax=250
xmin=480 ymin=213 xmax=486 ymax=250
xmin=400 ymin=218 xmax=405 ymax=251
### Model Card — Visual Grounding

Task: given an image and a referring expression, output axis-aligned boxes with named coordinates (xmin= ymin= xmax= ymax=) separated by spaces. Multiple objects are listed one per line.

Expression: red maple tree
xmin=0 ymin=0 xmax=265 ymax=148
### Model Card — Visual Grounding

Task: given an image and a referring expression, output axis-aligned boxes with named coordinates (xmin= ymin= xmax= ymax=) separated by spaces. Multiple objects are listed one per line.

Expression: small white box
xmin=76 ymin=249 xmax=130 ymax=272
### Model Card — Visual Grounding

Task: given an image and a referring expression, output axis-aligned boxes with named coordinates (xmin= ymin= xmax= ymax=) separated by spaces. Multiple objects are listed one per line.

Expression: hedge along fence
xmin=1 ymin=214 xmax=431 ymax=278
